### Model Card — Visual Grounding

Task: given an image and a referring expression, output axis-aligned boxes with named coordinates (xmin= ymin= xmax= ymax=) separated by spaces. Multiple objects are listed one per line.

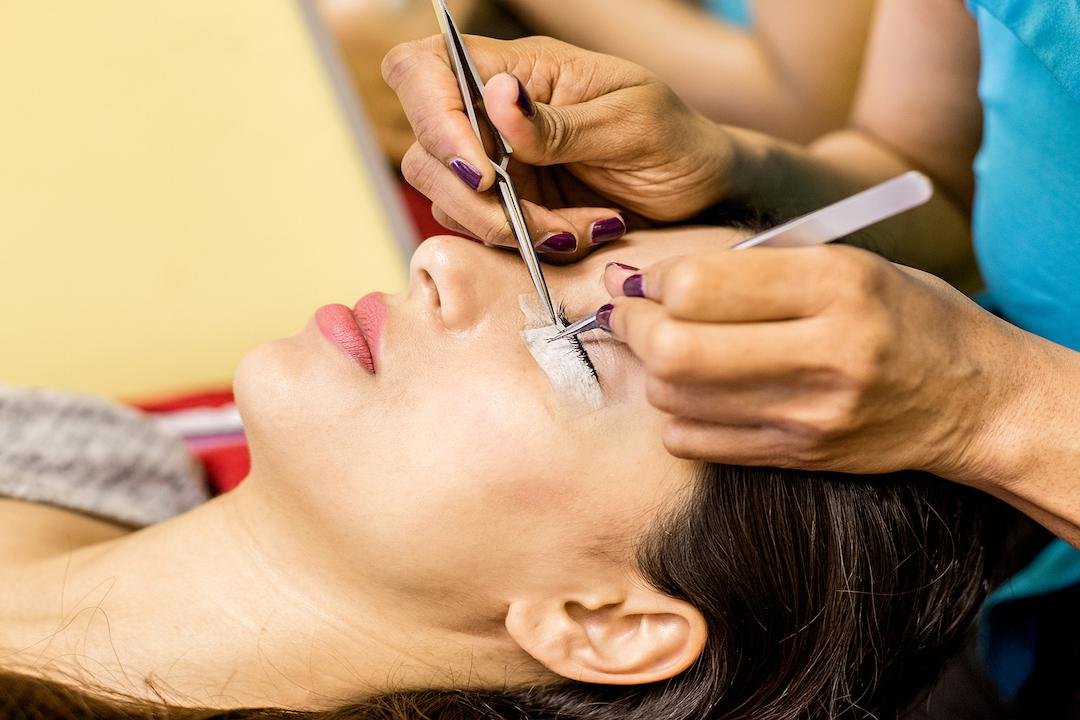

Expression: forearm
xmin=722 ymin=125 xmax=980 ymax=291
xmin=967 ymin=329 xmax=1080 ymax=547
xmin=502 ymin=0 xmax=841 ymax=141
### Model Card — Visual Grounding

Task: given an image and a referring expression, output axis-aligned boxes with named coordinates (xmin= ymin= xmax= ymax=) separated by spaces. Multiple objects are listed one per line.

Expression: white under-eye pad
xmin=519 ymin=295 xmax=604 ymax=412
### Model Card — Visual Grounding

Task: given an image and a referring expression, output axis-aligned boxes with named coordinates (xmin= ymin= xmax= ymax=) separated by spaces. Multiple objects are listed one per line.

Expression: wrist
xmin=685 ymin=117 xmax=743 ymax=211
xmin=955 ymin=325 xmax=1080 ymax=544
xmin=719 ymin=125 xmax=784 ymax=205
xmin=940 ymin=318 xmax=1059 ymax=494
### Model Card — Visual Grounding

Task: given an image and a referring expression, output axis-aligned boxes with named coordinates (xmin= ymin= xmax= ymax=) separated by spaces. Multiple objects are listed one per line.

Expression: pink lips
xmin=314 ymin=293 xmax=386 ymax=375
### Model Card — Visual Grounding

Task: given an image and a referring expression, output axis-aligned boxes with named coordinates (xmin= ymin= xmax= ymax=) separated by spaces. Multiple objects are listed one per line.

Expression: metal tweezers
xmin=432 ymin=0 xmax=560 ymax=327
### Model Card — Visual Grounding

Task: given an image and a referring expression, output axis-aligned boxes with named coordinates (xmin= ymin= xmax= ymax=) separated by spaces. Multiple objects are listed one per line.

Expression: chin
xmin=233 ymin=336 xmax=312 ymax=447
xmin=233 ymin=330 xmax=378 ymax=480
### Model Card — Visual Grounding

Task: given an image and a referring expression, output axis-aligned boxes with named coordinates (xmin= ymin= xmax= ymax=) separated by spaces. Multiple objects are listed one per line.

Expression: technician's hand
xmin=382 ymin=35 xmax=732 ymax=262
xmin=599 ymin=247 xmax=1038 ymax=481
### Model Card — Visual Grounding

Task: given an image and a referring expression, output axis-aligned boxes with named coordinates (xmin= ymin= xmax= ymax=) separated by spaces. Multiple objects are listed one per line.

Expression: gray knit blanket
xmin=0 ymin=385 xmax=211 ymax=527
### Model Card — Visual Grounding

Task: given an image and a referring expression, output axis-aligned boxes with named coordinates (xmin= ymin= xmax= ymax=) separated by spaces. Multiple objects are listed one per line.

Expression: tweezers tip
xmin=545 ymin=325 xmax=576 ymax=342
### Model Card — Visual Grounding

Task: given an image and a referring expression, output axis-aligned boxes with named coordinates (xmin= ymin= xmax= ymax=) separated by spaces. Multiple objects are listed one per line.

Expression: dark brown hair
xmin=0 ymin=464 xmax=1010 ymax=719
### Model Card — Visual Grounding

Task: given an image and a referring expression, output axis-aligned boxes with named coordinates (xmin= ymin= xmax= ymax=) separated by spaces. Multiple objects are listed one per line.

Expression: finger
xmin=382 ymin=36 xmax=497 ymax=191
xmin=602 ymin=262 xmax=640 ymax=296
xmin=430 ymin=205 xmax=477 ymax=239
xmin=385 ymin=35 xmax=656 ymax=187
xmin=644 ymin=375 xmax=806 ymax=426
xmin=632 ymin=245 xmax=877 ymax=322
xmin=600 ymin=229 xmax=744 ymax=298
xmin=435 ymin=208 xmax=624 ymax=261
xmin=606 ymin=298 xmax=824 ymax=383
xmin=535 ymin=211 xmax=627 ymax=264
xmin=662 ymin=417 xmax=871 ymax=473
xmin=482 ymin=71 xmax=658 ymax=167
xmin=402 ymin=143 xmax=506 ymax=240
xmin=403 ymin=144 xmax=625 ymax=259
xmin=603 ymin=258 xmax=657 ymax=297
xmin=661 ymin=418 xmax=806 ymax=468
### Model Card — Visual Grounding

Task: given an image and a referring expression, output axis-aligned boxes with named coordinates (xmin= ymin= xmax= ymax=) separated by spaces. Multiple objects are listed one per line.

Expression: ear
xmin=504 ymin=581 xmax=707 ymax=686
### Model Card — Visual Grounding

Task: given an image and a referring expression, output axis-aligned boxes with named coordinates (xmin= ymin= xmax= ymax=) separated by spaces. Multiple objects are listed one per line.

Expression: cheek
xmin=373 ymin=365 xmax=681 ymax=562
xmin=373 ymin=378 xmax=562 ymax=520
xmin=342 ymin=391 xmax=584 ymax=593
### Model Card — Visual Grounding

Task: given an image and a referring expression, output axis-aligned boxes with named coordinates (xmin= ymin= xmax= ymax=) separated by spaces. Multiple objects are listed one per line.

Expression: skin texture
xmin=505 ymin=0 xmax=876 ymax=143
xmin=383 ymin=0 xmax=1080 ymax=546
xmin=0 ymin=228 xmax=752 ymax=710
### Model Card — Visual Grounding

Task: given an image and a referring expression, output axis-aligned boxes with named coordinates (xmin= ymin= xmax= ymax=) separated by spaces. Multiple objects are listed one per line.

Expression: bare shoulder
xmin=0 ymin=498 xmax=132 ymax=566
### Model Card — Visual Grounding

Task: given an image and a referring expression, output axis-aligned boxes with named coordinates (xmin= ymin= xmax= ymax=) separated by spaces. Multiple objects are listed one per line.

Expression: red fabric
xmin=398 ymin=179 xmax=467 ymax=243
xmin=199 ymin=443 xmax=251 ymax=494
xmin=133 ymin=390 xmax=237 ymax=413
xmin=130 ymin=389 xmax=250 ymax=495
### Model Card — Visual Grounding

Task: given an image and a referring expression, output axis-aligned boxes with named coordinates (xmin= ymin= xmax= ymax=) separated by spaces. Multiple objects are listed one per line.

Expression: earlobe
xmin=505 ymin=585 xmax=707 ymax=686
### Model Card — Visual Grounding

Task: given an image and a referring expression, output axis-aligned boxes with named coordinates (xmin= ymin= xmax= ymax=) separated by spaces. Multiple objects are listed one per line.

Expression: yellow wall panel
xmin=0 ymin=1 xmax=409 ymax=398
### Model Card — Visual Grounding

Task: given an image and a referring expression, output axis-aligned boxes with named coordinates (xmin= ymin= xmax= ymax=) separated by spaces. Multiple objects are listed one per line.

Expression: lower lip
xmin=314 ymin=297 xmax=382 ymax=375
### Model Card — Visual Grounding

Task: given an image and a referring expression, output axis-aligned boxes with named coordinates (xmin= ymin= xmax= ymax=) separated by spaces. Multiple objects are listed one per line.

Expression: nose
xmin=409 ymin=235 xmax=521 ymax=331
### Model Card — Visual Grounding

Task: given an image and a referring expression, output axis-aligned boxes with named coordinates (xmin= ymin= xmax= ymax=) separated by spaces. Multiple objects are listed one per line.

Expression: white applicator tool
xmin=546 ymin=171 xmax=934 ymax=343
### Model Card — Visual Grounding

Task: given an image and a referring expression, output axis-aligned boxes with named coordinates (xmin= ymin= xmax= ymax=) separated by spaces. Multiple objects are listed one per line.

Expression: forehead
xmin=624 ymin=226 xmax=747 ymax=261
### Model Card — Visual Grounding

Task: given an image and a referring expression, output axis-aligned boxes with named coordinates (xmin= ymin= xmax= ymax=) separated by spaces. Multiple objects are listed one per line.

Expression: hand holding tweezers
xmin=547 ymin=171 xmax=934 ymax=342
xmin=432 ymin=0 xmax=560 ymax=327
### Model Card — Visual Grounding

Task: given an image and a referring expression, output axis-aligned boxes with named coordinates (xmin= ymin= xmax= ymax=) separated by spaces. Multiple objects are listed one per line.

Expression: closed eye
xmin=557 ymin=303 xmax=599 ymax=382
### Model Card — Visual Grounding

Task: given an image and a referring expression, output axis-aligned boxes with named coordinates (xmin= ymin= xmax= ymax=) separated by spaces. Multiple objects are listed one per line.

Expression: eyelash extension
xmin=557 ymin=303 xmax=599 ymax=382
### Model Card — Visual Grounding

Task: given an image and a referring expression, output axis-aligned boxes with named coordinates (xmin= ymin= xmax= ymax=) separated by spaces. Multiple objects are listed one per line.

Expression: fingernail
xmin=515 ymin=79 xmax=536 ymax=118
xmin=591 ymin=217 xmax=627 ymax=245
xmin=596 ymin=303 xmax=615 ymax=332
xmin=623 ymin=274 xmax=645 ymax=297
xmin=537 ymin=232 xmax=577 ymax=254
xmin=605 ymin=262 xmax=639 ymax=272
xmin=449 ymin=158 xmax=482 ymax=191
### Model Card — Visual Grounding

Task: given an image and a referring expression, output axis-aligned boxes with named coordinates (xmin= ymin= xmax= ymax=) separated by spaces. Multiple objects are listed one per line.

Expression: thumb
xmin=483 ymin=72 xmax=624 ymax=167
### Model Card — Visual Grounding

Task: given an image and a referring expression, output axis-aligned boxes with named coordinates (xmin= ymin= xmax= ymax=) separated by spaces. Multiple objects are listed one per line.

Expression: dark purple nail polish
xmin=515 ymin=79 xmax=536 ymax=118
xmin=596 ymin=303 xmax=615 ymax=332
xmin=449 ymin=158 xmax=482 ymax=191
xmin=591 ymin=217 xmax=627 ymax=244
xmin=623 ymin=274 xmax=645 ymax=298
xmin=606 ymin=262 xmax=639 ymax=272
xmin=537 ymin=232 xmax=577 ymax=253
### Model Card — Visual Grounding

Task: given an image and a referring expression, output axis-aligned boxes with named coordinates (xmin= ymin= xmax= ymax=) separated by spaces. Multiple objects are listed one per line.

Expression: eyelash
xmin=557 ymin=302 xmax=599 ymax=382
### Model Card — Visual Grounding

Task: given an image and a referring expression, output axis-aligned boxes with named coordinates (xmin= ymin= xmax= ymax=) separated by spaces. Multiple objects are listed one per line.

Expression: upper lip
xmin=352 ymin=293 xmax=387 ymax=371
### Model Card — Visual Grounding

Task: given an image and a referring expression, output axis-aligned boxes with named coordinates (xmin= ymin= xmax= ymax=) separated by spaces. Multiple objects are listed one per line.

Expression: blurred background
xmin=0 ymin=1 xmax=417 ymax=400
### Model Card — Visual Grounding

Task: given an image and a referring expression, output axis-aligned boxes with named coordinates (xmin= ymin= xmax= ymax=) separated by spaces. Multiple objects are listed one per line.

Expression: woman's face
xmin=234 ymin=227 xmax=746 ymax=612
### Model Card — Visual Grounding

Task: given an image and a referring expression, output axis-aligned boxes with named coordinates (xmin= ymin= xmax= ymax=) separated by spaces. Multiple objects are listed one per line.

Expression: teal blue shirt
xmin=967 ymin=0 xmax=1080 ymax=700
xmin=703 ymin=0 xmax=751 ymax=27
xmin=970 ymin=1 xmax=1080 ymax=348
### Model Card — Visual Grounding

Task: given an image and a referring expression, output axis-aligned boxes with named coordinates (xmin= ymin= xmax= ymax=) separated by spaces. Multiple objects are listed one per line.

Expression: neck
xmin=0 ymin=479 xmax=529 ymax=710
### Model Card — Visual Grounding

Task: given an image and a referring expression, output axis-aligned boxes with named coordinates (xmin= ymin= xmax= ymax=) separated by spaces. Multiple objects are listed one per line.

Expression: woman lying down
xmin=0 ymin=227 xmax=1014 ymax=719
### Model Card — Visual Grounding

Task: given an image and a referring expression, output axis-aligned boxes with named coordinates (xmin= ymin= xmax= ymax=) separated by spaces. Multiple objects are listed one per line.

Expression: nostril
xmin=419 ymin=268 xmax=440 ymax=310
